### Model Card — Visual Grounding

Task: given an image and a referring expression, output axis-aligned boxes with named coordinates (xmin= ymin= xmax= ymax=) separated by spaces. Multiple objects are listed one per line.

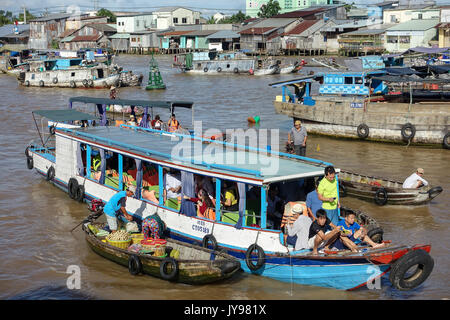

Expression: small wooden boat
xmin=81 ymin=222 xmax=241 ymax=285
xmin=339 ymin=169 xmax=443 ymax=206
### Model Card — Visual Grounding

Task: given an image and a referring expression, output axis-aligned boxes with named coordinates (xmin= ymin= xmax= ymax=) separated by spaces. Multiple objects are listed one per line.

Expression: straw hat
xmin=417 ymin=168 xmax=424 ymax=174
xmin=126 ymin=185 xmax=136 ymax=195
xmin=292 ymin=203 xmax=303 ymax=214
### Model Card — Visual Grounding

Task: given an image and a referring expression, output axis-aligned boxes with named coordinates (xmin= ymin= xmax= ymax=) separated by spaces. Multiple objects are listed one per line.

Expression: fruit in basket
xmin=106 ymin=230 xmax=130 ymax=241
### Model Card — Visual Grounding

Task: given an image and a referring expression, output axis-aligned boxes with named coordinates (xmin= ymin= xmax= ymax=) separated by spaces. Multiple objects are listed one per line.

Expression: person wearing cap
xmin=286 ymin=204 xmax=313 ymax=250
xmin=402 ymin=168 xmax=429 ymax=189
xmin=288 ymin=119 xmax=307 ymax=157
xmin=109 ymin=86 xmax=117 ymax=100
xmin=281 ymin=202 xmax=308 ymax=246
xmin=103 ymin=185 xmax=135 ymax=233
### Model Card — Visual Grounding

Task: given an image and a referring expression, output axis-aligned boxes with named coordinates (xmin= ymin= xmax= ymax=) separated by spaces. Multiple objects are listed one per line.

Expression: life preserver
xmin=443 ymin=132 xmax=450 ymax=149
xmin=168 ymin=119 xmax=179 ymax=132
xmin=74 ymin=185 xmax=85 ymax=202
xmin=49 ymin=125 xmax=56 ymax=135
xmin=233 ymin=67 xmax=239 ymax=74
xmin=46 ymin=166 xmax=55 ymax=181
xmin=428 ymin=186 xmax=443 ymax=199
xmin=70 ymin=80 xmax=76 ymax=88
xmin=203 ymin=67 xmax=208 ymax=73
xmin=202 ymin=234 xmax=218 ymax=250
xmin=389 ymin=249 xmax=434 ymax=291
xmin=52 ymin=77 xmax=58 ymax=84
xmin=159 ymin=257 xmax=179 ymax=281
xmin=401 ymin=123 xmax=416 ymax=141
xmin=217 ymin=67 xmax=222 ymax=73
xmin=39 ymin=80 xmax=44 ymax=87
xmin=357 ymin=124 xmax=369 ymax=139
xmin=374 ymin=187 xmax=388 ymax=206
xmin=245 ymin=244 xmax=265 ymax=271
xmin=128 ymin=254 xmax=142 ymax=275
xmin=27 ymin=157 xmax=33 ymax=170
xmin=68 ymin=178 xmax=79 ymax=199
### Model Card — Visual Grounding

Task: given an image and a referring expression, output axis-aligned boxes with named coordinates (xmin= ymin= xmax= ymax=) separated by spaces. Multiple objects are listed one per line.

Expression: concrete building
xmin=245 ymin=0 xmax=333 ymax=18
xmin=385 ymin=19 xmax=439 ymax=52
xmin=59 ymin=23 xmax=116 ymax=51
xmin=153 ymin=6 xmax=201 ymax=30
xmin=212 ymin=12 xmax=231 ymax=22
xmin=116 ymin=13 xmax=156 ymax=33
xmin=383 ymin=5 xmax=439 ymax=24
xmin=436 ymin=6 xmax=450 ymax=48
xmin=65 ymin=16 xmax=108 ymax=31
xmin=29 ymin=13 xmax=88 ymax=49
xmin=280 ymin=19 xmax=328 ymax=54
xmin=338 ymin=25 xmax=394 ymax=56
xmin=206 ymin=30 xmax=241 ymax=51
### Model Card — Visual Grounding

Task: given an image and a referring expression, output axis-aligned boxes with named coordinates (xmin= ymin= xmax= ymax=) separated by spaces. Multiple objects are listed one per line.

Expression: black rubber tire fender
xmin=202 ymin=234 xmax=218 ymax=250
xmin=401 ymin=123 xmax=416 ymax=141
xmin=366 ymin=226 xmax=384 ymax=244
xmin=357 ymin=124 xmax=369 ymax=139
xmin=68 ymin=178 xmax=79 ymax=199
xmin=87 ymin=79 xmax=94 ymax=87
xmin=49 ymin=125 xmax=56 ymax=135
xmin=233 ymin=67 xmax=239 ymax=74
xmin=245 ymin=244 xmax=265 ymax=271
xmin=159 ymin=257 xmax=179 ymax=281
xmin=443 ymin=132 xmax=450 ymax=149
xmin=26 ymin=156 xmax=33 ymax=170
xmin=389 ymin=249 xmax=434 ymax=291
xmin=82 ymin=79 xmax=89 ymax=87
xmin=25 ymin=146 xmax=31 ymax=158
xmin=428 ymin=186 xmax=443 ymax=199
xmin=46 ymin=166 xmax=55 ymax=181
xmin=39 ymin=80 xmax=44 ymax=87
xmin=217 ymin=67 xmax=222 ymax=73
xmin=52 ymin=77 xmax=58 ymax=84
xmin=128 ymin=254 xmax=142 ymax=276
xmin=203 ymin=67 xmax=208 ymax=73
xmin=74 ymin=185 xmax=85 ymax=202
xmin=70 ymin=80 xmax=76 ymax=88
xmin=25 ymin=80 xmax=30 ymax=87
xmin=374 ymin=187 xmax=388 ymax=206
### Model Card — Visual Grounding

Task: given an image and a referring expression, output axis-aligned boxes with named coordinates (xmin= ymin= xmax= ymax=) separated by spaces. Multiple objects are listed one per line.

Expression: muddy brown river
xmin=0 ymin=55 xmax=448 ymax=300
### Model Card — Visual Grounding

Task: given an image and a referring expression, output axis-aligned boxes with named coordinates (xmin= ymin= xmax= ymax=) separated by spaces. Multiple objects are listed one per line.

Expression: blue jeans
xmin=324 ymin=208 xmax=340 ymax=226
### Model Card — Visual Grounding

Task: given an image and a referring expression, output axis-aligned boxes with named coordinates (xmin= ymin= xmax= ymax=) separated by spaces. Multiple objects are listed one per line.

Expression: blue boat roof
xmin=58 ymin=126 xmax=332 ymax=184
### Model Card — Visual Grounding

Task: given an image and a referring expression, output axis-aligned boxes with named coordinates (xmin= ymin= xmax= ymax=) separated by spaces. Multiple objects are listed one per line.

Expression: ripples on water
xmin=0 ymin=55 xmax=448 ymax=300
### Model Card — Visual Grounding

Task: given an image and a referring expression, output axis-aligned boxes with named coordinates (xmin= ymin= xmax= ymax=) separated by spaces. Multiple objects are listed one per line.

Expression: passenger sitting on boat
xmin=142 ymin=213 xmax=166 ymax=240
xmin=334 ymin=210 xmax=385 ymax=252
xmin=222 ymin=181 xmax=239 ymax=212
xmin=167 ymin=113 xmax=181 ymax=132
xmin=306 ymin=178 xmax=323 ymax=220
xmin=164 ymin=169 xmax=182 ymax=208
xmin=151 ymin=115 xmax=164 ymax=130
xmin=317 ymin=166 xmax=340 ymax=226
xmin=402 ymin=168 xmax=428 ymax=189
xmin=109 ymin=86 xmax=117 ymax=99
xmin=183 ymin=189 xmax=216 ymax=220
xmin=266 ymin=186 xmax=283 ymax=230
xmin=286 ymin=204 xmax=313 ymax=250
xmin=103 ymin=185 xmax=135 ymax=233
xmin=195 ymin=175 xmax=215 ymax=202
xmin=281 ymin=202 xmax=307 ymax=246
xmin=307 ymin=209 xmax=340 ymax=255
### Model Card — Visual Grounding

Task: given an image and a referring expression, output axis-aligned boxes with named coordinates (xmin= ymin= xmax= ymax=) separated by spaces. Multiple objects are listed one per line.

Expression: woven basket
xmin=130 ymin=233 xmax=144 ymax=244
xmin=107 ymin=239 xmax=131 ymax=249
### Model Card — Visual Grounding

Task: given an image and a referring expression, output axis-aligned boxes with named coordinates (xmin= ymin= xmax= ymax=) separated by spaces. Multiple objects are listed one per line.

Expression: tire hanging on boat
xmin=82 ymin=79 xmax=89 ymax=87
xmin=374 ymin=187 xmax=388 ymax=206
xmin=70 ymin=80 xmax=76 ymax=88
xmin=427 ymin=186 xmax=443 ymax=199
xmin=217 ymin=67 xmax=222 ymax=73
xmin=389 ymin=249 xmax=434 ymax=291
xmin=401 ymin=123 xmax=416 ymax=141
xmin=443 ymin=132 xmax=450 ymax=149
xmin=25 ymin=146 xmax=31 ymax=158
xmin=356 ymin=124 xmax=369 ymax=139
xmin=159 ymin=257 xmax=179 ymax=281
xmin=52 ymin=77 xmax=58 ymax=84
xmin=46 ymin=166 xmax=55 ymax=181
xmin=245 ymin=244 xmax=265 ymax=271
xmin=87 ymin=79 xmax=94 ymax=87
xmin=26 ymin=157 xmax=33 ymax=170
xmin=74 ymin=185 xmax=85 ymax=202
xmin=202 ymin=234 xmax=218 ymax=251
xmin=49 ymin=125 xmax=56 ymax=135
xmin=24 ymin=80 xmax=30 ymax=87
xmin=233 ymin=67 xmax=239 ymax=74
xmin=39 ymin=80 xmax=44 ymax=87
xmin=366 ymin=226 xmax=384 ymax=243
xmin=203 ymin=67 xmax=208 ymax=73
xmin=128 ymin=254 xmax=142 ymax=275
xmin=68 ymin=178 xmax=79 ymax=199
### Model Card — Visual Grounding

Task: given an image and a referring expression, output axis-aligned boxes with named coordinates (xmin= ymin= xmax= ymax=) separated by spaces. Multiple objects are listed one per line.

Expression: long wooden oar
xmin=70 ymin=210 xmax=104 ymax=233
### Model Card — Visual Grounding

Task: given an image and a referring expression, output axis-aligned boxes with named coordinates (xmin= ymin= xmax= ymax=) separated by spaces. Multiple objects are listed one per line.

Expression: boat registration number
xmin=192 ymin=220 xmax=210 ymax=234
xmin=350 ymin=102 xmax=363 ymax=108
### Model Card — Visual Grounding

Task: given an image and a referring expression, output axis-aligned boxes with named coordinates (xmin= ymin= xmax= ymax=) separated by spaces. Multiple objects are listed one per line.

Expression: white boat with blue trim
xmin=25 ymin=97 xmax=434 ymax=291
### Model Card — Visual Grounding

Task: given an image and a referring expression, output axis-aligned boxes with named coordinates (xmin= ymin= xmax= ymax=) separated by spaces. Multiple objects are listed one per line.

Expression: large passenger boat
xmin=25 ymin=98 xmax=434 ymax=291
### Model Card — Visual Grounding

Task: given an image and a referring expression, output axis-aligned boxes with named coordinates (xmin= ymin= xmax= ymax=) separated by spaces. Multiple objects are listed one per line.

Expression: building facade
xmin=246 ymin=0 xmax=333 ymax=18
xmin=385 ymin=19 xmax=439 ymax=52
xmin=153 ymin=7 xmax=201 ymax=30
xmin=116 ymin=13 xmax=156 ymax=33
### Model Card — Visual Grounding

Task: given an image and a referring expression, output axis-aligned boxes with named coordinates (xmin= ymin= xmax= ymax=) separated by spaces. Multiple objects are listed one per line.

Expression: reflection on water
xmin=0 ymin=55 xmax=448 ymax=300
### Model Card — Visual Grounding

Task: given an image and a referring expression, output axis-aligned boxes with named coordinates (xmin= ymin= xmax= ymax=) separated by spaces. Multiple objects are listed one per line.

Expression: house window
xmin=182 ymin=18 xmax=187 ymax=24
xmin=136 ymin=20 xmax=140 ymax=27
xmin=418 ymin=13 xmax=423 ymax=20
xmin=387 ymin=36 xmax=398 ymax=43
xmin=399 ymin=36 xmax=410 ymax=44
xmin=71 ymin=72 xmax=75 ymax=77
xmin=390 ymin=15 xmax=397 ymax=23
xmin=173 ymin=17 xmax=178 ymax=24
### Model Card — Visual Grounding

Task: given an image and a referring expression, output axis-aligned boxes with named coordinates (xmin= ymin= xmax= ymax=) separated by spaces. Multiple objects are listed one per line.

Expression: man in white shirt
xmin=164 ymin=171 xmax=182 ymax=199
xmin=402 ymin=168 xmax=428 ymax=189
xmin=287 ymin=204 xmax=313 ymax=250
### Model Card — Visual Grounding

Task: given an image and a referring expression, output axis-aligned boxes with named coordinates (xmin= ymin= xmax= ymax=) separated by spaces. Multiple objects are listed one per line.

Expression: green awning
xmin=32 ymin=109 xmax=97 ymax=121
xmin=69 ymin=96 xmax=194 ymax=109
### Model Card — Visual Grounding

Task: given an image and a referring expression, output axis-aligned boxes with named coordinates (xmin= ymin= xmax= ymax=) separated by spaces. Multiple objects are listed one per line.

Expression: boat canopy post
xmin=336 ymin=175 xmax=341 ymax=217
xmin=86 ymin=145 xmax=91 ymax=178
xmin=118 ymin=154 xmax=123 ymax=191
xmin=158 ymin=165 xmax=164 ymax=206
xmin=215 ymin=178 xmax=221 ymax=222
xmin=31 ymin=112 xmax=45 ymax=147
xmin=260 ymin=185 xmax=267 ymax=229
xmin=282 ymin=86 xmax=286 ymax=102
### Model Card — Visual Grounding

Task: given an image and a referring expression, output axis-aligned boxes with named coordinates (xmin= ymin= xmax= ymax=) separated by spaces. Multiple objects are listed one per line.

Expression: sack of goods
xmin=126 ymin=221 xmax=139 ymax=233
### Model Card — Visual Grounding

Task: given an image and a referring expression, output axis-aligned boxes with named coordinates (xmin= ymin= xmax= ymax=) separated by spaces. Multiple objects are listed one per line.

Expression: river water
xmin=0 ymin=55 xmax=448 ymax=300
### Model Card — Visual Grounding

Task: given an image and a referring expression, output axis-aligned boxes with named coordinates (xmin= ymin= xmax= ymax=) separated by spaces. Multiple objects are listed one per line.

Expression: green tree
xmin=206 ymin=16 xmax=216 ymax=24
xmin=96 ymin=8 xmax=116 ymax=23
xmin=219 ymin=11 xmax=250 ymax=24
xmin=18 ymin=10 xmax=36 ymax=22
xmin=0 ymin=10 xmax=14 ymax=26
xmin=257 ymin=0 xmax=281 ymax=18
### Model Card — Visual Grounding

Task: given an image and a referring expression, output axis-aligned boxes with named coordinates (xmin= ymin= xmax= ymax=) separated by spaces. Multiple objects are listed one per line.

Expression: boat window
xmin=344 ymin=77 xmax=353 ymax=84
xmin=140 ymin=161 xmax=160 ymax=204
xmin=188 ymin=173 xmax=217 ymax=220
xmin=31 ymin=74 xmax=35 ymax=80
xmin=162 ymin=166 xmax=182 ymax=212
xmin=355 ymin=77 xmax=363 ymax=84
xmin=227 ymin=64 xmax=230 ymax=68
xmin=71 ymin=72 xmax=75 ymax=77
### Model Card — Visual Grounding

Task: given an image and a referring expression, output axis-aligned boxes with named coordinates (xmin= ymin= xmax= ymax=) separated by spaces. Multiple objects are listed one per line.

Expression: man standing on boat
xmin=402 ymin=168 xmax=428 ymax=189
xmin=288 ymin=120 xmax=307 ymax=157
xmin=317 ymin=166 xmax=340 ymax=226
xmin=103 ymin=185 xmax=136 ymax=233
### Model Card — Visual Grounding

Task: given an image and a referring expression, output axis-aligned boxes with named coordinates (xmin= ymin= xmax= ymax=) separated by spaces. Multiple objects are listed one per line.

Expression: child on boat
xmin=334 ymin=210 xmax=385 ymax=252
xmin=307 ymin=209 xmax=341 ymax=255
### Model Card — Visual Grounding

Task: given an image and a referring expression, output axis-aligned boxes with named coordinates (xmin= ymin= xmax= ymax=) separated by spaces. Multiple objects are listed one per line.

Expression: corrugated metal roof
xmin=239 ymin=27 xmax=276 ymax=35
xmin=205 ymin=30 xmax=240 ymax=39
xmin=249 ymin=18 xmax=298 ymax=28
xmin=109 ymin=33 xmax=131 ymax=39
xmin=184 ymin=30 xmax=217 ymax=37
xmin=60 ymin=35 xmax=76 ymax=42
xmin=272 ymin=8 xmax=325 ymax=18
xmin=284 ymin=20 xmax=320 ymax=36
xmin=387 ymin=19 xmax=439 ymax=32
xmin=159 ymin=30 xmax=195 ymax=36
xmin=29 ymin=13 xmax=78 ymax=22
xmin=71 ymin=35 xmax=100 ymax=42
xmin=0 ymin=24 xmax=29 ymax=38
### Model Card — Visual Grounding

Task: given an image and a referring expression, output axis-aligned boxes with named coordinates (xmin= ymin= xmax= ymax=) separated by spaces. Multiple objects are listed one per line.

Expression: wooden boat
xmin=82 ymin=221 xmax=241 ymax=284
xmin=339 ymin=169 xmax=443 ymax=206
